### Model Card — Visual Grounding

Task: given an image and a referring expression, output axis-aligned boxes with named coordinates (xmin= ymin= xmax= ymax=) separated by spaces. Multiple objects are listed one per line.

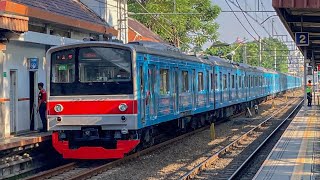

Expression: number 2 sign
xmin=295 ymin=32 xmax=309 ymax=46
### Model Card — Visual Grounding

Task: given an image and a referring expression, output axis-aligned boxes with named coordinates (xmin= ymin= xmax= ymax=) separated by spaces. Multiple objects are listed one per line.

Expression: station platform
xmin=254 ymin=104 xmax=320 ymax=180
xmin=0 ymin=131 xmax=51 ymax=152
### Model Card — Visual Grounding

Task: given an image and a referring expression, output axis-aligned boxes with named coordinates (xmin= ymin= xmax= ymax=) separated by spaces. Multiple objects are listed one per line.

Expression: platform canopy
xmin=273 ymin=0 xmax=320 ymax=64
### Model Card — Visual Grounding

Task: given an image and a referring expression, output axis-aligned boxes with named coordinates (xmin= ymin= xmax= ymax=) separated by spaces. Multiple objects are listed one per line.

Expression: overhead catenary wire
xmin=227 ymin=0 xmax=271 ymax=37
xmin=235 ymin=0 xmax=260 ymax=38
xmin=225 ymin=0 xmax=257 ymax=41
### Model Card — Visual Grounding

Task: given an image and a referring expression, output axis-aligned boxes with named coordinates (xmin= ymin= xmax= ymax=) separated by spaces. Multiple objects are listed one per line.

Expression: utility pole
xmin=274 ymin=47 xmax=277 ymax=71
xmin=272 ymin=19 xmax=274 ymax=37
xmin=173 ymin=0 xmax=176 ymax=13
xmin=259 ymin=38 xmax=262 ymax=67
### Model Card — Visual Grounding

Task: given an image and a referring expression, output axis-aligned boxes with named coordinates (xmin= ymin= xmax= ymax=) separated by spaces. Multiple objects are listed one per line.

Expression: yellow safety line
xmin=291 ymin=113 xmax=314 ymax=180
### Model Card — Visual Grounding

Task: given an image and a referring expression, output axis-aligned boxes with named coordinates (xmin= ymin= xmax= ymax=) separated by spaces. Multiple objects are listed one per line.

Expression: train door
xmin=236 ymin=73 xmax=238 ymax=100
xmin=192 ymin=69 xmax=196 ymax=109
xmin=139 ymin=65 xmax=146 ymax=124
xmin=228 ymin=72 xmax=231 ymax=101
xmin=220 ymin=72 xmax=223 ymax=102
xmin=173 ymin=67 xmax=179 ymax=113
xmin=207 ymin=70 xmax=210 ymax=106
xmin=146 ymin=65 xmax=156 ymax=120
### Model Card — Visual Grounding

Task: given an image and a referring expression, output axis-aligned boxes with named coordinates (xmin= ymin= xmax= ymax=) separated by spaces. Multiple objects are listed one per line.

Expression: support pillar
xmin=304 ymin=47 xmax=307 ymax=109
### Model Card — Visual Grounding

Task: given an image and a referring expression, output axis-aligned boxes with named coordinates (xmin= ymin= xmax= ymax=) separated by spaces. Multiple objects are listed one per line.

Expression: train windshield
xmin=50 ymin=47 xmax=133 ymax=96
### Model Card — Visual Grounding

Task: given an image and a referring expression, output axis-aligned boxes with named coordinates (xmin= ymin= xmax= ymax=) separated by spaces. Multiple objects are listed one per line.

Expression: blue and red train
xmin=46 ymin=41 xmax=301 ymax=159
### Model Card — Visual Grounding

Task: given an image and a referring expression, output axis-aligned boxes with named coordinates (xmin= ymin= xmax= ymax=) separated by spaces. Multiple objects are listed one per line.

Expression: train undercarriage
xmin=52 ymin=96 xmax=272 ymax=159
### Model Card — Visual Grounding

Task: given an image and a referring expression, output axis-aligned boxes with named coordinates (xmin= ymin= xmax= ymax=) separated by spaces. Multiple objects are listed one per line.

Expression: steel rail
xmin=24 ymin=112 xmax=241 ymax=180
xmin=227 ymin=99 xmax=303 ymax=180
xmin=179 ymin=97 xmax=301 ymax=180
xmin=24 ymin=162 xmax=77 ymax=180
xmin=66 ymin=125 xmax=209 ymax=180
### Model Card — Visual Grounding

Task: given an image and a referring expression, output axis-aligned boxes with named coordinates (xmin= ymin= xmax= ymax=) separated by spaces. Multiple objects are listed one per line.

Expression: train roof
xmin=128 ymin=41 xmax=211 ymax=64
xmin=47 ymin=41 xmax=300 ymax=78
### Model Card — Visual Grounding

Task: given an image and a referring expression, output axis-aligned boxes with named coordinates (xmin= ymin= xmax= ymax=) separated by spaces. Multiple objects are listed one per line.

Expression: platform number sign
xmin=28 ymin=58 xmax=39 ymax=71
xmin=295 ymin=32 xmax=309 ymax=46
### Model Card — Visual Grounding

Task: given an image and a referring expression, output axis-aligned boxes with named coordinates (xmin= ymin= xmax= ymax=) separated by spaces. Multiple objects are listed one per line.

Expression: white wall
xmin=2 ymin=41 xmax=46 ymax=135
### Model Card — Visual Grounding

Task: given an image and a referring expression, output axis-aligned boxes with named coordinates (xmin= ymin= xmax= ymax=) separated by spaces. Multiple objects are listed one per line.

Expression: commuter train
xmin=47 ymin=41 xmax=301 ymax=159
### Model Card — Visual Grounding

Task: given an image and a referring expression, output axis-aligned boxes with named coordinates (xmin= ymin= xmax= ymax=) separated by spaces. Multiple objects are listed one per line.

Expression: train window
xmin=160 ymin=69 xmax=170 ymax=95
xmin=244 ymin=76 xmax=247 ymax=88
xmin=215 ymin=74 xmax=218 ymax=90
xmin=220 ymin=72 xmax=222 ymax=90
xmin=223 ymin=74 xmax=227 ymax=90
xmin=182 ymin=71 xmax=189 ymax=92
xmin=51 ymin=49 xmax=75 ymax=83
xmin=238 ymin=76 xmax=241 ymax=88
xmin=140 ymin=66 xmax=144 ymax=93
xmin=211 ymin=73 xmax=214 ymax=90
xmin=231 ymin=75 xmax=235 ymax=88
xmin=251 ymin=76 xmax=254 ymax=87
xmin=198 ymin=72 xmax=204 ymax=91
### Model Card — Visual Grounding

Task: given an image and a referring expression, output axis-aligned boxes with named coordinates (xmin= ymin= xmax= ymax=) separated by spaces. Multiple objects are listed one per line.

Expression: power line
xmin=225 ymin=0 xmax=257 ymax=41
xmin=227 ymin=0 xmax=271 ymax=37
xmin=235 ymin=0 xmax=260 ymax=38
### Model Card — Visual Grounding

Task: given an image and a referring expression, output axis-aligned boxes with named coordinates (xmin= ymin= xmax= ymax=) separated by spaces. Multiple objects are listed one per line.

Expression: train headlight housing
xmin=54 ymin=104 xmax=64 ymax=113
xmin=118 ymin=103 xmax=128 ymax=112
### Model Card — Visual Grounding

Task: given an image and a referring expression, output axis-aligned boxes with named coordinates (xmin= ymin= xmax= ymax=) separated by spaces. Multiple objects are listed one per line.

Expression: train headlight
xmin=54 ymin=104 xmax=64 ymax=113
xmin=118 ymin=103 xmax=128 ymax=112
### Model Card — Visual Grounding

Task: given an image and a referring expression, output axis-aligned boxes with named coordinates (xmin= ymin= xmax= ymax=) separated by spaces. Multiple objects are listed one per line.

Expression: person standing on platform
xmin=37 ymin=82 xmax=47 ymax=132
xmin=307 ymin=80 xmax=312 ymax=106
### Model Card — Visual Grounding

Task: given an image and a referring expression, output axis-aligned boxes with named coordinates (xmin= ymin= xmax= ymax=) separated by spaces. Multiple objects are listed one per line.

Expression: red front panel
xmin=48 ymin=100 xmax=137 ymax=115
xmin=52 ymin=132 xmax=140 ymax=159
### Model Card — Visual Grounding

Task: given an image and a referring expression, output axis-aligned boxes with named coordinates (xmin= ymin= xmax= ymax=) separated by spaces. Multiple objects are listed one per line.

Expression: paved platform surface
xmin=254 ymin=105 xmax=320 ymax=180
xmin=0 ymin=131 xmax=51 ymax=151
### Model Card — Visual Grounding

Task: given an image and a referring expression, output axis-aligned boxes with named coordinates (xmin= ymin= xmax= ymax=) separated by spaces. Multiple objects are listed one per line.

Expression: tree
xmin=128 ymin=0 xmax=221 ymax=50
xmin=206 ymin=38 xmax=289 ymax=73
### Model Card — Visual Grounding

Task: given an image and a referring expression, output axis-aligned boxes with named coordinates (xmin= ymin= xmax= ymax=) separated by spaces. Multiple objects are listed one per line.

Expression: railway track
xmin=24 ymin=94 xmax=298 ymax=180
xmin=180 ymin=97 xmax=303 ymax=180
xmin=23 ymin=124 xmax=211 ymax=180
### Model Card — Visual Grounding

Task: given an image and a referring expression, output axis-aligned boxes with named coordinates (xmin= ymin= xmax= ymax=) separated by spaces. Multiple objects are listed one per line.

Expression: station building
xmin=0 ymin=0 xmax=118 ymax=138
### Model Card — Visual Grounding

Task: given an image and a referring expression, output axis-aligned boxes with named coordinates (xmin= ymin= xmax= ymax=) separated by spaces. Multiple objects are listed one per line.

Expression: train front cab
xmin=47 ymin=43 xmax=140 ymax=159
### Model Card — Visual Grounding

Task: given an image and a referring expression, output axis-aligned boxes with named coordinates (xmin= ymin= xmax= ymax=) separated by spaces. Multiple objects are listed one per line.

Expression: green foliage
xmin=206 ymin=38 xmax=289 ymax=73
xmin=128 ymin=0 xmax=221 ymax=50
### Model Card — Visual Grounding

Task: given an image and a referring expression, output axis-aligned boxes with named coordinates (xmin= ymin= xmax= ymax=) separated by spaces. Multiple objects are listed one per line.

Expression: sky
xmin=210 ymin=0 xmax=292 ymax=46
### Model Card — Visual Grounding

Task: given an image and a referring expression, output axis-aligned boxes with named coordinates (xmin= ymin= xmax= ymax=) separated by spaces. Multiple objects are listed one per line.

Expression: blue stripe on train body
xmin=130 ymin=42 xmax=302 ymax=129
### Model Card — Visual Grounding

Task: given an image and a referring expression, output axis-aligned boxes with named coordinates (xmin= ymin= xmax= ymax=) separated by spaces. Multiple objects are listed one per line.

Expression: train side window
xmin=231 ymin=75 xmax=235 ymax=89
xmin=182 ymin=71 xmax=189 ymax=92
xmin=140 ymin=66 xmax=144 ymax=94
xmin=238 ymin=76 xmax=241 ymax=88
xmin=160 ymin=69 xmax=170 ymax=95
xmin=198 ymin=72 xmax=204 ymax=91
xmin=223 ymin=74 xmax=227 ymax=90
xmin=215 ymin=74 xmax=218 ymax=90
xmin=220 ymin=72 xmax=222 ymax=90
xmin=211 ymin=73 xmax=214 ymax=90
xmin=251 ymin=76 xmax=254 ymax=87
xmin=244 ymin=76 xmax=247 ymax=88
